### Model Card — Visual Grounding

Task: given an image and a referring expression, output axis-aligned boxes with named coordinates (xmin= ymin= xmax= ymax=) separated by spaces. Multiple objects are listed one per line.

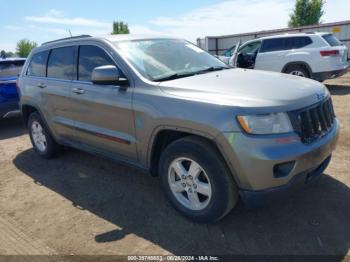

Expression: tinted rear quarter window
xmin=287 ymin=37 xmax=312 ymax=49
xmin=260 ymin=37 xmax=312 ymax=52
xmin=78 ymin=45 xmax=115 ymax=81
xmin=47 ymin=46 xmax=75 ymax=80
xmin=27 ymin=51 xmax=49 ymax=77
xmin=322 ymin=34 xmax=342 ymax=46
xmin=0 ymin=60 xmax=25 ymax=78
xmin=260 ymin=38 xmax=285 ymax=52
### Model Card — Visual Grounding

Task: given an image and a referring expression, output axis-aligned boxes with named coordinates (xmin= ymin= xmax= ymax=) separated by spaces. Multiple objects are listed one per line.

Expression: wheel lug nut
xmin=181 ymin=175 xmax=186 ymax=179
xmin=189 ymin=175 xmax=193 ymax=180
xmin=182 ymin=183 xmax=186 ymax=187
xmin=188 ymin=188 xmax=192 ymax=193
xmin=193 ymin=184 xmax=197 ymax=189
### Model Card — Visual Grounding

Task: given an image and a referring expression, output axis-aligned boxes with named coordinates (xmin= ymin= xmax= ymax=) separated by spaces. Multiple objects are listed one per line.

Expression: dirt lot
xmin=0 ymin=74 xmax=349 ymax=257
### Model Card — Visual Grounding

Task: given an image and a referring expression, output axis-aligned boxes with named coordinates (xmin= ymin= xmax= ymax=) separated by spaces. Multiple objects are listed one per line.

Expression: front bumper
xmin=239 ymin=155 xmax=331 ymax=208
xmin=312 ymin=66 xmax=349 ymax=82
xmin=215 ymin=118 xmax=340 ymax=192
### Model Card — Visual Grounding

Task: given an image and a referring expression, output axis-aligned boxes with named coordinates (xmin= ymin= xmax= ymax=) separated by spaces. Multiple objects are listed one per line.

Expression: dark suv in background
xmin=0 ymin=58 xmax=26 ymax=119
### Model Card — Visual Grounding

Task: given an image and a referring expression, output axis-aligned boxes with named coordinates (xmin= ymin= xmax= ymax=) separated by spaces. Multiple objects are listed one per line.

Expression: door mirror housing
xmin=91 ymin=65 xmax=122 ymax=85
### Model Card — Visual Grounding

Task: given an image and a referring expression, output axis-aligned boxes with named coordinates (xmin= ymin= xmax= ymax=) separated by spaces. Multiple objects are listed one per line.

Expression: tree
xmin=0 ymin=50 xmax=14 ymax=58
xmin=16 ymin=39 xmax=38 ymax=57
xmin=288 ymin=0 xmax=324 ymax=27
xmin=111 ymin=21 xmax=130 ymax=35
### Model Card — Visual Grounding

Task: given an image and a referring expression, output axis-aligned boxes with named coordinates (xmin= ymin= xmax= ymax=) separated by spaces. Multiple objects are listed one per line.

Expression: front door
xmin=235 ymin=41 xmax=261 ymax=69
xmin=69 ymin=44 xmax=137 ymax=162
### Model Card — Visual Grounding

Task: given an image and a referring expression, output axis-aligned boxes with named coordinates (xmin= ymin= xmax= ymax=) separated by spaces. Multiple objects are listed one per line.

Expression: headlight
xmin=237 ymin=112 xmax=293 ymax=135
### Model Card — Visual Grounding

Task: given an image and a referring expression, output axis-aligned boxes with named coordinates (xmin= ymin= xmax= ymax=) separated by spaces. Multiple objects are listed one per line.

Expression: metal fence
xmin=197 ymin=20 xmax=350 ymax=59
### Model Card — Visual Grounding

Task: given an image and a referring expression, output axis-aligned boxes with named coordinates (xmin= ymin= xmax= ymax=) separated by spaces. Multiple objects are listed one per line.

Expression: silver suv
xmin=18 ymin=35 xmax=339 ymax=222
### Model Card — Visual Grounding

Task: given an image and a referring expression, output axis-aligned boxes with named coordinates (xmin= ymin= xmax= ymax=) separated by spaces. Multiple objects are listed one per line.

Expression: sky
xmin=1 ymin=0 xmax=349 ymax=52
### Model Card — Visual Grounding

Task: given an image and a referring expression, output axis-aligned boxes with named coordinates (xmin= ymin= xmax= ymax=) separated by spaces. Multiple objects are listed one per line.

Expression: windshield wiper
xmin=152 ymin=72 xmax=195 ymax=82
xmin=194 ymin=66 xmax=228 ymax=74
xmin=152 ymin=66 xmax=228 ymax=82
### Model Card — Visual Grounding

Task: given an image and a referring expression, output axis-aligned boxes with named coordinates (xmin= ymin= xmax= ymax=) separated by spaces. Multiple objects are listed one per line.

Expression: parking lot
xmin=0 ymin=74 xmax=349 ymax=257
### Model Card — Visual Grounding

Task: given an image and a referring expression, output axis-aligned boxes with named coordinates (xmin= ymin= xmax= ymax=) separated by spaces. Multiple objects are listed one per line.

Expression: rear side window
xmin=260 ymin=37 xmax=312 ymax=52
xmin=27 ymin=51 xmax=49 ymax=77
xmin=260 ymin=38 xmax=285 ymax=52
xmin=322 ymin=34 xmax=342 ymax=47
xmin=287 ymin=37 xmax=312 ymax=49
xmin=78 ymin=45 xmax=115 ymax=81
xmin=47 ymin=46 xmax=75 ymax=80
xmin=0 ymin=60 xmax=25 ymax=78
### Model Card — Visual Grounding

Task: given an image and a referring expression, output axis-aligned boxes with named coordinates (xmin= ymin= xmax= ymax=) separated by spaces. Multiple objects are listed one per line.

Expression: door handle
xmin=37 ymin=83 xmax=46 ymax=88
xmin=72 ymin=88 xmax=85 ymax=95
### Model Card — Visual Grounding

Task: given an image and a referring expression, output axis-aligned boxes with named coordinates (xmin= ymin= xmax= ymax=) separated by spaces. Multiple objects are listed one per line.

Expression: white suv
xmin=227 ymin=32 xmax=349 ymax=81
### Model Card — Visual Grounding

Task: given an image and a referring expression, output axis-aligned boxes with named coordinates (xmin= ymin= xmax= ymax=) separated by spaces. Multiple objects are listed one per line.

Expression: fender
xmin=146 ymin=125 xmax=216 ymax=169
xmin=282 ymin=61 xmax=313 ymax=75
xmin=21 ymin=102 xmax=59 ymax=141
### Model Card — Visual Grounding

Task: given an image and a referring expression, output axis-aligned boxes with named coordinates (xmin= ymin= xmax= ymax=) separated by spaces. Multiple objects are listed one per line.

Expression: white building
xmin=197 ymin=20 xmax=350 ymax=60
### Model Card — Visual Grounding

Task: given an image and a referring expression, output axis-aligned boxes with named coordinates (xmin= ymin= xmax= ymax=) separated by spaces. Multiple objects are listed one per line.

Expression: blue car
xmin=0 ymin=58 xmax=26 ymax=119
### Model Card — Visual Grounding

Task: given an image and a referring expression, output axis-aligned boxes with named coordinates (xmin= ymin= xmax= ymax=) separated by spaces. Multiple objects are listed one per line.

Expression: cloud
xmin=24 ymin=9 xmax=110 ymax=28
xmin=4 ymin=25 xmax=22 ymax=30
xmin=5 ymin=24 xmax=67 ymax=35
xmin=143 ymin=0 xmax=350 ymax=42
xmin=128 ymin=25 xmax=169 ymax=36
xmin=148 ymin=0 xmax=293 ymax=40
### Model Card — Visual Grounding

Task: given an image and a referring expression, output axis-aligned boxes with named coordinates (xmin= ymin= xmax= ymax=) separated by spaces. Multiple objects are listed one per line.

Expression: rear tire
xmin=284 ymin=64 xmax=310 ymax=78
xmin=28 ymin=112 xmax=60 ymax=159
xmin=158 ymin=136 xmax=239 ymax=223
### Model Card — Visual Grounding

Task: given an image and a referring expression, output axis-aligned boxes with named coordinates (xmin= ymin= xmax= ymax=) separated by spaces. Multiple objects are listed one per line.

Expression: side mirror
xmin=91 ymin=65 xmax=121 ymax=85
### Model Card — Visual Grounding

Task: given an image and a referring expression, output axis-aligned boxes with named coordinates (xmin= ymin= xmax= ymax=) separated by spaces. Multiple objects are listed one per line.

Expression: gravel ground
xmin=0 ymin=73 xmax=349 ymax=257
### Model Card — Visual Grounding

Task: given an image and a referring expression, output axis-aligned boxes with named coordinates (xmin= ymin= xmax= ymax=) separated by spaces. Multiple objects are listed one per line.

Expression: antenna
xmin=68 ymin=29 xmax=73 ymax=37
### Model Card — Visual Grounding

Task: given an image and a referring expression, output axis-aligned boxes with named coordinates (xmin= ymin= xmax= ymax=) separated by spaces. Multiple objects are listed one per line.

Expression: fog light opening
xmin=273 ymin=161 xmax=296 ymax=178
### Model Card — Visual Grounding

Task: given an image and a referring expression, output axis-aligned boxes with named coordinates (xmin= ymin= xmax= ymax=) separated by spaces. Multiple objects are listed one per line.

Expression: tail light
xmin=320 ymin=50 xmax=339 ymax=56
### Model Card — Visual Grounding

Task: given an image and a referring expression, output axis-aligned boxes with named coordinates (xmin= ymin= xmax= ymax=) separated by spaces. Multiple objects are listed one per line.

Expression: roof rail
xmin=41 ymin=35 xmax=92 ymax=46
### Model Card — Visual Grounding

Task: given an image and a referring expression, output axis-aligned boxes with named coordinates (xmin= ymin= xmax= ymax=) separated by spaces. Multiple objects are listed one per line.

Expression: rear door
xmin=42 ymin=46 xmax=76 ymax=140
xmin=255 ymin=38 xmax=287 ymax=72
xmin=256 ymin=36 xmax=314 ymax=72
xmin=69 ymin=44 xmax=137 ymax=162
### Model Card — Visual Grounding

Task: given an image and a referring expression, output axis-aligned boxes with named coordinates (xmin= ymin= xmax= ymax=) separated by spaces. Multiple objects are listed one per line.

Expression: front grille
xmin=289 ymin=98 xmax=336 ymax=144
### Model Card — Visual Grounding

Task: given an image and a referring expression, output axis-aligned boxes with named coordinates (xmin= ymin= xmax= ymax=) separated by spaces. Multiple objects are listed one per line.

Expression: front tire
xmin=159 ymin=136 xmax=239 ymax=223
xmin=28 ymin=112 xmax=60 ymax=159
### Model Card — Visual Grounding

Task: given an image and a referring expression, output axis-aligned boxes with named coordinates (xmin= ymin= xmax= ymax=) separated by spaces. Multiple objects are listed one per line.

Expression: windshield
xmin=113 ymin=39 xmax=228 ymax=81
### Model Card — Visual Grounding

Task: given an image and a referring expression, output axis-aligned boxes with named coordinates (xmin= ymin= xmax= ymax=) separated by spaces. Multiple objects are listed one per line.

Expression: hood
xmin=0 ymin=76 xmax=17 ymax=82
xmin=158 ymin=68 xmax=328 ymax=111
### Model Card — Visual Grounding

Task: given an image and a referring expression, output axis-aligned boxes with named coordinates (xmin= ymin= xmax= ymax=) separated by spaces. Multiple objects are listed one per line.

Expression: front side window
xmin=47 ymin=46 xmax=75 ymax=80
xmin=0 ymin=60 xmax=26 ymax=78
xmin=113 ymin=39 xmax=227 ymax=81
xmin=78 ymin=45 xmax=115 ymax=81
xmin=27 ymin=51 xmax=49 ymax=77
xmin=238 ymin=41 xmax=261 ymax=54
